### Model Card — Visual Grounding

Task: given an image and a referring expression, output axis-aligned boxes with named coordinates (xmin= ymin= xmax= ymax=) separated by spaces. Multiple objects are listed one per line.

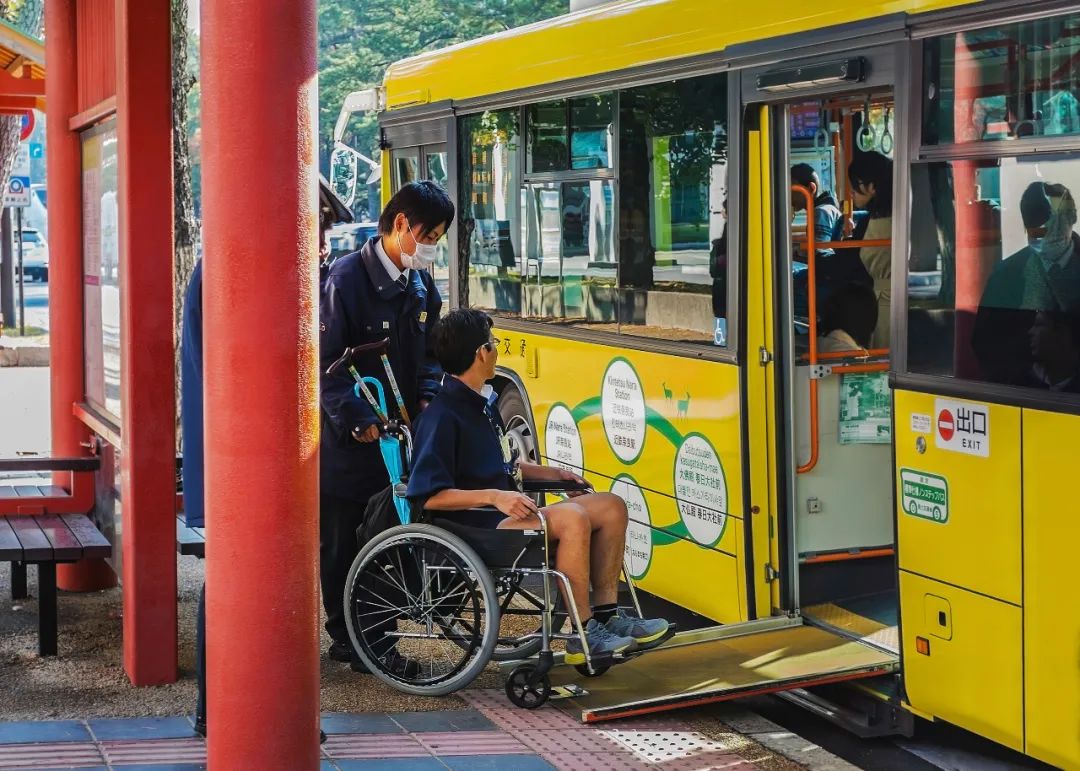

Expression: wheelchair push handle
xmin=325 ymin=338 xmax=391 ymax=378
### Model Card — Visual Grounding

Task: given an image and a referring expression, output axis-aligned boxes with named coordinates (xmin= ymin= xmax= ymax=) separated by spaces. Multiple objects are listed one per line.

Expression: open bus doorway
xmin=779 ymin=92 xmax=900 ymax=657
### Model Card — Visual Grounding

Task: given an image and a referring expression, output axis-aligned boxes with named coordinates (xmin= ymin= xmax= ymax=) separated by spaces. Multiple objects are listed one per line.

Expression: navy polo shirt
xmin=406 ymin=376 xmax=516 ymax=526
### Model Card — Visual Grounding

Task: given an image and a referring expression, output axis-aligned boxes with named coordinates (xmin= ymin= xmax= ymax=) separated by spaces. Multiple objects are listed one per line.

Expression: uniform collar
xmin=374 ymin=237 xmax=410 ymax=283
xmin=442 ymin=376 xmax=497 ymax=410
xmin=360 ymin=237 xmax=410 ymax=300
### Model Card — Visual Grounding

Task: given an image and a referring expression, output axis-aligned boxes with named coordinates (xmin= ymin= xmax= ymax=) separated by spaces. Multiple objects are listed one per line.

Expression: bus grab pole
xmin=792 ymin=185 xmax=819 ymax=474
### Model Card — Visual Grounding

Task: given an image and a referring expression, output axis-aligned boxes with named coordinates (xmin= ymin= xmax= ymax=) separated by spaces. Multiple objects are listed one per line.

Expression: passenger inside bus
xmin=846 ymin=152 xmax=893 ymax=348
xmin=1025 ymin=310 xmax=1080 ymax=392
xmin=817 ymin=281 xmax=878 ymax=353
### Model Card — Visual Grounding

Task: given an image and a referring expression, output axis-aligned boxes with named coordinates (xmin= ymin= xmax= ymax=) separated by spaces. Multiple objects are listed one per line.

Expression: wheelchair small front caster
xmin=505 ymin=663 xmax=551 ymax=709
xmin=574 ymin=663 xmax=610 ymax=678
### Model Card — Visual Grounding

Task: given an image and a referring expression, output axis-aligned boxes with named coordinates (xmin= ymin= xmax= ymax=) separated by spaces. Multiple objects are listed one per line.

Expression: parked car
xmin=19 ymin=228 xmax=48 ymax=282
xmin=908 ymin=270 xmax=942 ymax=300
xmin=326 ymin=221 xmax=378 ymax=262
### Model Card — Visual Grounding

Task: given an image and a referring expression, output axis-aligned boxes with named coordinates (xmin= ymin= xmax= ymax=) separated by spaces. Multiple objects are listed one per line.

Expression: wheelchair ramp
xmin=549 ymin=619 xmax=898 ymax=723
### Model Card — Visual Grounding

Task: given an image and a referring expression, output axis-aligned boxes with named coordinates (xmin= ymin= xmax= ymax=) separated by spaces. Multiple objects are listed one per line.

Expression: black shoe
xmin=328 ymin=640 xmax=353 ymax=662
xmin=349 ymin=654 xmax=371 ymax=674
xmin=196 ymin=717 xmax=325 ymax=744
xmin=359 ymin=649 xmax=420 ymax=679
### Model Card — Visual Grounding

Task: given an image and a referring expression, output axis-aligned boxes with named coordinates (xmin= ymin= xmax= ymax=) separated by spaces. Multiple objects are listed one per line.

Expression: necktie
xmin=397 ymin=273 xmax=408 ymax=290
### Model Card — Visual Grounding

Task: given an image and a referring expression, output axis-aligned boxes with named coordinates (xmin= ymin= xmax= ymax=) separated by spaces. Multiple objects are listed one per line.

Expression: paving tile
xmin=88 ymin=717 xmax=196 ymax=742
xmin=322 ymin=734 xmax=427 ymax=760
xmin=515 ymin=729 xmax=618 ymax=754
xmin=320 ymin=713 xmax=402 ymax=735
xmin=601 ymin=729 xmax=741 ymax=765
xmin=0 ymin=742 xmax=102 ymax=770
xmin=101 ymin=738 xmax=207 ymax=766
xmin=440 ymin=755 xmax=555 ymax=771
xmin=0 ymin=721 xmax=91 ymax=745
xmin=461 ymin=690 xmax=582 ymax=732
xmin=390 ymin=710 xmax=496 ymax=733
xmin=415 ymin=730 xmax=530 ymax=757
xmin=335 ymin=760 xmax=447 ymax=771
xmin=544 ymin=751 xmax=653 ymax=771
xmin=106 ymin=765 xmax=207 ymax=771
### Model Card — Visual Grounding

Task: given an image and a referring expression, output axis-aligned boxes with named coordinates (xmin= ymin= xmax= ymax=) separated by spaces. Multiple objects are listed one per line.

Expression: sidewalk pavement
xmin=0 ymin=695 xmax=858 ymax=771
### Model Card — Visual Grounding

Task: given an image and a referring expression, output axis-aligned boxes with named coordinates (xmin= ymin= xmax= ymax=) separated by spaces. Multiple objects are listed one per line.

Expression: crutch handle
xmin=325 ymin=338 xmax=391 ymax=377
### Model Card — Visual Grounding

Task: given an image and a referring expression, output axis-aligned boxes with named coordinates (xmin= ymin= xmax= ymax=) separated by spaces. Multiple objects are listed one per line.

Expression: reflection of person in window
xmin=1026 ymin=311 xmax=1080 ymax=392
xmin=847 ymin=152 xmax=893 ymax=348
xmin=710 ymin=198 xmax=727 ymax=319
xmin=973 ymin=182 xmax=1080 ymax=384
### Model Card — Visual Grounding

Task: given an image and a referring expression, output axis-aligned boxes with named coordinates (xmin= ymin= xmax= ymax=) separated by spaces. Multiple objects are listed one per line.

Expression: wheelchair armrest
xmin=520 ymin=479 xmax=591 ymax=494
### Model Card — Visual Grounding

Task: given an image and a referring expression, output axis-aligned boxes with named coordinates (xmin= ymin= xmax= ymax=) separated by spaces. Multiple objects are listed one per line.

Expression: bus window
xmin=924 ymin=13 xmax=1080 ymax=145
xmin=617 ymin=73 xmax=728 ymax=345
xmin=392 ymin=147 xmax=419 ymax=189
xmin=520 ymin=179 xmax=616 ymax=323
xmin=527 ymin=94 xmax=614 ymax=173
xmin=907 ymin=157 xmax=1080 ymax=393
xmin=460 ymin=109 xmax=523 ymax=317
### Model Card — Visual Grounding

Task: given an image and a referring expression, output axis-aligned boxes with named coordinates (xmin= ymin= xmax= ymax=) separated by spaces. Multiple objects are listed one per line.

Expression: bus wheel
xmin=498 ymin=387 xmax=538 ymax=465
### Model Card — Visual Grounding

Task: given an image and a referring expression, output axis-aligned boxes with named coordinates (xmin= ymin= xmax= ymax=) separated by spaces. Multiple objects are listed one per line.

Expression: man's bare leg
xmin=498 ymin=501 xmax=592 ymax=623
xmin=578 ymin=493 xmax=628 ymax=607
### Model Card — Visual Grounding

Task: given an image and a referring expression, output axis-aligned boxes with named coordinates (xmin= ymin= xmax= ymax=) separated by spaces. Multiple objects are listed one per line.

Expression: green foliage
xmin=318 ymin=0 xmax=565 ymax=173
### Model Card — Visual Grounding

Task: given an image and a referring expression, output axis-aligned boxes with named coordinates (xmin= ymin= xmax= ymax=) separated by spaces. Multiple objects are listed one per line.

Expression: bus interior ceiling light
xmin=756 ymin=58 xmax=867 ymax=93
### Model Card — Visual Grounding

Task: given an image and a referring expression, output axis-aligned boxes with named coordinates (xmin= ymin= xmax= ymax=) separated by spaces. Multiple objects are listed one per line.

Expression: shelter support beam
xmin=202 ymin=0 xmax=321 ymax=767
xmin=115 ymin=0 xmax=178 ymax=685
xmin=45 ymin=0 xmax=114 ymax=594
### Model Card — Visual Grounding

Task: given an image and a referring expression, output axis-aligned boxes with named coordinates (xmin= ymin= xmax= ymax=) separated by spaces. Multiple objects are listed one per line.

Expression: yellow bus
xmin=351 ymin=1 xmax=1080 ymax=766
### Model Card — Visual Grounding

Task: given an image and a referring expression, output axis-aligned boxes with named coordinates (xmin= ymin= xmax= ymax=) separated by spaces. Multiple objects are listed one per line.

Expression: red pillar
xmin=202 ymin=0 xmax=320 ymax=767
xmin=46 ymin=0 xmax=116 ymax=593
xmin=115 ymin=0 xmax=178 ymax=685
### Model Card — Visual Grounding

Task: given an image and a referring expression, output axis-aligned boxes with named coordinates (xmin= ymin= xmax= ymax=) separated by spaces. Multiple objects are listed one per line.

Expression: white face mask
xmin=397 ymin=218 xmax=440 ymax=269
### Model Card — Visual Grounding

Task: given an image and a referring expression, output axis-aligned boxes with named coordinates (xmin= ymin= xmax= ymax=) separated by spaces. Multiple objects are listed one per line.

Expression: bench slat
xmin=36 ymin=515 xmax=84 ymax=561
xmin=8 ymin=517 xmax=52 ymax=560
xmin=0 ymin=457 xmax=101 ymax=472
xmin=14 ymin=486 xmax=46 ymax=498
xmin=60 ymin=514 xmax=111 ymax=559
xmin=0 ymin=487 xmax=19 ymax=500
xmin=0 ymin=517 xmax=21 ymax=560
xmin=38 ymin=486 xmax=68 ymax=498
xmin=176 ymin=516 xmax=206 ymax=558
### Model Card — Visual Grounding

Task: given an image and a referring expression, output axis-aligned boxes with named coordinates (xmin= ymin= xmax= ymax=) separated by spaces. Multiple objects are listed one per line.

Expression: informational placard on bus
xmin=900 ymin=468 xmax=949 ymax=523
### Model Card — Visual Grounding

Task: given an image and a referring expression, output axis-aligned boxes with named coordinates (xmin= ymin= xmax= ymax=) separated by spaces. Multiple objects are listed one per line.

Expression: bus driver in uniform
xmin=319 ymin=180 xmax=454 ymax=672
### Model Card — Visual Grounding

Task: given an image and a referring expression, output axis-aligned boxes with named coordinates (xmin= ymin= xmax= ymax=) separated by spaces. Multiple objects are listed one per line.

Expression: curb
xmin=0 ymin=346 xmax=49 ymax=367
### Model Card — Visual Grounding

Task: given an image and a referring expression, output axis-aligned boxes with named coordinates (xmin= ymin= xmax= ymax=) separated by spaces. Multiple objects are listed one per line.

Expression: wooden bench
xmin=0 ymin=455 xmax=111 ymax=656
xmin=1 ymin=513 xmax=112 ymax=655
xmin=177 ymin=515 xmax=205 ymax=559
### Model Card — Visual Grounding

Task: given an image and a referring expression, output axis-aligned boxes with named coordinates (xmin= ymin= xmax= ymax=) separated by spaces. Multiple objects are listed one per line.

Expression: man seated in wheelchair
xmin=406 ymin=308 xmax=672 ymax=664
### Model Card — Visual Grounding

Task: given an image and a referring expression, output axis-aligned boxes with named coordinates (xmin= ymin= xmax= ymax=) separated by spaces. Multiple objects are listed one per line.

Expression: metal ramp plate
xmin=550 ymin=622 xmax=898 ymax=723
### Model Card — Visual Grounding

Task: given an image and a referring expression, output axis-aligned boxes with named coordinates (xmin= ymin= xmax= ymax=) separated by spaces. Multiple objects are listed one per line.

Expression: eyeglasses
xmin=477 ymin=336 xmax=501 ymax=354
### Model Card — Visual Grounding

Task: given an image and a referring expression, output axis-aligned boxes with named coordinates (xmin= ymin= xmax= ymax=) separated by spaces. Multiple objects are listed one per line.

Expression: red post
xmin=115 ymin=0 xmax=178 ymax=685
xmin=202 ymin=0 xmax=320 ymax=767
xmin=45 ymin=0 xmax=116 ymax=593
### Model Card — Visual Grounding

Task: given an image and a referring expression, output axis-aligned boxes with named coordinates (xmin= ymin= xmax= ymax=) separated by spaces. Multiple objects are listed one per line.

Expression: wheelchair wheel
xmin=489 ymin=573 xmax=548 ymax=661
xmin=345 ymin=524 xmax=499 ymax=696
xmin=505 ymin=663 xmax=551 ymax=709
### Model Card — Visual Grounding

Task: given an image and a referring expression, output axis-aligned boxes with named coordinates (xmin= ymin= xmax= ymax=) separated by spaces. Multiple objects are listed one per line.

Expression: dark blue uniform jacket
xmin=180 ymin=260 xmax=205 ymax=527
xmin=406 ymin=377 xmax=516 ymax=528
xmin=320 ymin=237 xmax=443 ymax=501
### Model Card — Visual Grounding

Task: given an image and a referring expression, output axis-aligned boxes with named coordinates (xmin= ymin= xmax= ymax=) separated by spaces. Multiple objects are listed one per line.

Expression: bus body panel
xmin=894 ymin=390 xmax=1022 ymax=605
xmin=899 ymin=569 xmax=1023 ymax=752
xmin=1022 ymin=409 xmax=1080 ymax=769
xmin=493 ymin=327 xmax=749 ymax=624
xmin=382 ymin=0 xmax=976 ymax=109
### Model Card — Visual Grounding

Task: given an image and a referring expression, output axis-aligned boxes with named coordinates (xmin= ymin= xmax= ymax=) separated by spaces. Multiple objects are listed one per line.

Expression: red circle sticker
xmin=937 ymin=409 xmax=955 ymax=441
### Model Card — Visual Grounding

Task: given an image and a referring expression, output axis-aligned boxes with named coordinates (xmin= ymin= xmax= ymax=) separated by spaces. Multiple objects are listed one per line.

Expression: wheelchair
xmin=342 ymin=438 xmax=651 ymax=709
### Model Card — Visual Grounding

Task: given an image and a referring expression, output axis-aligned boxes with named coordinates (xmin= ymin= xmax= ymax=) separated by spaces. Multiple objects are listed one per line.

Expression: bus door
xmin=546 ymin=56 xmax=905 ymax=720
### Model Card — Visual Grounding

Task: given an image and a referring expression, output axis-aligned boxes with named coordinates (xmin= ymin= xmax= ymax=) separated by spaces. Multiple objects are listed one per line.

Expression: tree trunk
xmin=172 ymin=0 xmax=199 ymax=446
xmin=0 ymin=208 xmax=13 ymax=328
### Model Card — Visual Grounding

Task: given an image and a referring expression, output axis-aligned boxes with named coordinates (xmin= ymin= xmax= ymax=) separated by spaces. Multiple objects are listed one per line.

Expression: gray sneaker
xmin=565 ymin=617 xmax=636 ymax=665
xmin=603 ymin=610 xmax=671 ymax=650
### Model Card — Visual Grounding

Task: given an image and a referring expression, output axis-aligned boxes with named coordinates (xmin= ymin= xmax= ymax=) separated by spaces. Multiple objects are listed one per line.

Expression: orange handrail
xmin=803 ymin=348 xmax=889 ymax=362
xmin=802 ymin=547 xmax=895 ymax=564
xmin=831 ymin=362 xmax=889 ymax=375
xmin=792 ymin=238 xmax=892 ymax=249
xmin=792 ymin=184 xmax=819 ymax=474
